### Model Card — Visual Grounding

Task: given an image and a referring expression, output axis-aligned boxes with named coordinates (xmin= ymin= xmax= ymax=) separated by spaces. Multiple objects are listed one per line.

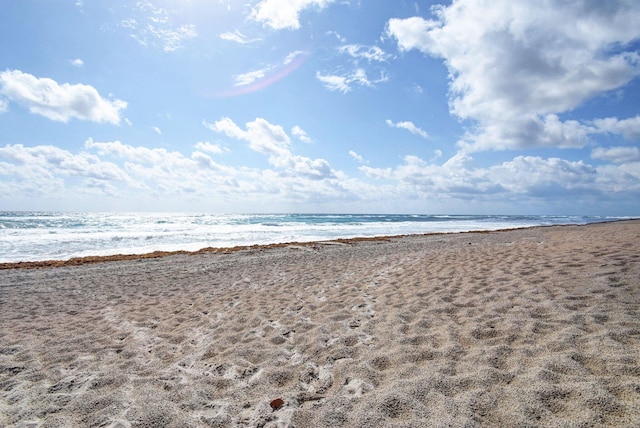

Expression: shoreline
xmin=2 ymin=219 xmax=639 ymax=426
xmin=0 ymin=218 xmax=640 ymax=271
xmin=0 ymin=235 xmax=402 ymax=270
xmin=2 ymin=219 xmax=635 ymax=270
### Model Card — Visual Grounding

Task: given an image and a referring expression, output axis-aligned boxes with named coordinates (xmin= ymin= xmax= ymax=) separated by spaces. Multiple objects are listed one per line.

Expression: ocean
xmin=0 ymin=212 xmax=631 ymax=263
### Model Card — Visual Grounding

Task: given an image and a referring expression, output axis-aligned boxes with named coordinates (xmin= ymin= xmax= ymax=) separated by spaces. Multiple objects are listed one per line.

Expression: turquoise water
xmin=0 ymin=212 xmax=631 ymax=263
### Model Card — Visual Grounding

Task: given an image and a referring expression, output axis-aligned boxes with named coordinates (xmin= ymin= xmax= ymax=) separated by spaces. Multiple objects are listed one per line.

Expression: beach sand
xmin=1 ymin=221 xmax=639 ymax=427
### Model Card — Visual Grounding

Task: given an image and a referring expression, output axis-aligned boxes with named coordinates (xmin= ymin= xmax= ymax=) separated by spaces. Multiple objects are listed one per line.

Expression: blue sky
xmin=1 ymin=0 xmax=639 ymax=214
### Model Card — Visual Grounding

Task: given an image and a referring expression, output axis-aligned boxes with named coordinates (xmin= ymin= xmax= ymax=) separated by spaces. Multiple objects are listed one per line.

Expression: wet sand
xmin=1 ymin=221 xmax=639 ymax=427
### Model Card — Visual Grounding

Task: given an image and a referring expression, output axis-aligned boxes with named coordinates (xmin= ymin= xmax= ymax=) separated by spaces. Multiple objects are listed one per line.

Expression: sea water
xmin=0 ymin=212 xmax=630 ymax=263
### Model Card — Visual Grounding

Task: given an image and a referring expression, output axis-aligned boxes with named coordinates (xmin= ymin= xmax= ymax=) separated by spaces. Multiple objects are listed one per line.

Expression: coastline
xmin=1 ymin=220 xmax=639 ymax=426
xmin=1 ymin=219 xmax=635 ymax=270
xmin=0 ymin=235 xmax=398 ymax=270
xmin=2 ymin=213 xmax=634 ymax=269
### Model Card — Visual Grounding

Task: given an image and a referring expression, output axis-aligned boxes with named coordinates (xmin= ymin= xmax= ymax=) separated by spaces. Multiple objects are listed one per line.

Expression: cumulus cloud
xmin=69 ymin=58 xmax=84 ymax=67
xmin=0 ymin=70 xmax=127 ymax=124
xmin=190 ymin=151 xmax=221 ymax=170
xmin=0 ymin=143 xmax=131 ymax=187
xmin=205 ymin=117 xmax=291 ymax=158
xmin=2 ymin=137 xmax=639 ymax=211
xmin=292 ymin=125 xmax=312 ymax=143
xmin=592 ymin=146 xmax=640 ymax=163
xmin=358 ymin=150 xmax=636 ymax=204
xmin=194 ymin=141 xmax=227 ymax=154
xmin=85 ymin=138 xmax=180 ymax=165
xmin=207 ymin=117 xmax=291 ymax=157
xmin=205 ymin=117 xmax=336 ymax=180
xmin=83 ymin=139 xmax=229 ymax=180
xmin=592 ymin=115 xmax=640 ymax=141
xmin=348 ymin=150 xmax=365 ymax=163
xmin=490 ymin=156 xmax=597 ymax=196
xmin=250 ymin=0 xmax=335 ymax=30
xmin=386 ymin=119 xmax=429 ymax=139
xmin=386 ymin=16 xmax=439 ymax=53
xmin=386 ymin=1 xmax=640 ymax=151
xmin=360 ymin=152 xmax=500 ymax=196
xmin=82 ymin=139 xmax=232 ymax=195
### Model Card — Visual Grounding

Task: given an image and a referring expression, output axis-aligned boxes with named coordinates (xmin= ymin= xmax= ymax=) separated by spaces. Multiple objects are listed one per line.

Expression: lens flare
xmin=212 ymin=51 xmax=309 ymax=97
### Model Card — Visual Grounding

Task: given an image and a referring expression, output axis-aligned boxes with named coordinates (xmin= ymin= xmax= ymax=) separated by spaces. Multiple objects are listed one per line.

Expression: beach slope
xmin=1 ymin=221 xmax=639 ymax=427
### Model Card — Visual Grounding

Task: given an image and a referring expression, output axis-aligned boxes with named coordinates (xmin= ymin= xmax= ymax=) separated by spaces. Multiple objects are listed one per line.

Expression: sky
xmin=1 ymin=0 xmax=639 ymax=215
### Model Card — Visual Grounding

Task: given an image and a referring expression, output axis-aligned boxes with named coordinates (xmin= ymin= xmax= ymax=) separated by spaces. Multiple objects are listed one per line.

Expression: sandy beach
xmin=1 ymin=220 xmax=639 ymax=427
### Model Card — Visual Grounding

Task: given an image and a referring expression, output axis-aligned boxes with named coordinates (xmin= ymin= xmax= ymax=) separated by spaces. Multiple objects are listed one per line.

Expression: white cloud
xmin=592 ymin=146 xmax=640 ymax=164
xmin=152 ymin=126 xmax=162 ymax=135
xmin=69 ymin=58 xmax=84 ymax=67
xmin=284 ymin=50 xmax=306 ymax=65
xmin=205 ymin=117 xmax=337 ymax=180
xmin=281 ymin=155 xmax=334 ymax=180
xmin=315 ymin=72 xmax=350 ymax=93
xmin=490 ymin=156 xmax=597 ymax=196
xmin=386 ymin=1 xmax=640 ymax=151
xmin=386 ymin=119 xmax=429 ymax=139
xmin=0 ymin=144 xmax=131 ymax=186
xmin=316 ymin=68 xmax=388 ymax=93
xmin=85 ymin=138 xmax=178 ymax=165
xmin=204 ymin=117 xmax=243 ymax=138
xmin=358 ymin=165 xmax=392 ymax=181
xmin=326 ymin=30 xmax=346 ymax=43
xmin=120 ymin=18 xmax=138 ymax=30
xmin=592 ymin=115 xmax=640 ymax=141
xmin=194 ymin=141 xmax=227 ymax=154
xmin=0 ymin=98 xmax=8 ymax=113
xmin=191 ymin=151 xmax=221 ymax=170
xmin=231 ymin=51 xmax=306 ymax=88
xmin=386 ymin=17 xmax=438 ymax=53
xmin=219 ymin=30 xmax=260 ymax=44
xmin=463 ymin=113 xmax=640 ymax=151
xmin=339 ymin=44 xmax=391 ymax=63
xmin=463 ymin=113 xmax=596 ymax=151
xmin=2 ymin=139 xmax=639 ymax=212
xmin=205 ymin=117 xmax=291 ymax=158
xmin=348 ymin=150 xmax=364 ymax=163
xmin=328 ymin=45 xmax=391 ymax=94
xmin=233 ymin=67 xmax=269 ymax=86
xmin=120 ymin=1 xmax=197 ymax=52
xmin=359 ymin=151 xmax=632 ymax=203
xmin=0 ymin=70 xmax=127 ymax=124
xmin=82 ymin=139 xmax=231 ymax=192
xmin=148 ymin=24 xmax=197 ymax=52
xmin=596 ymin=162 xmax=640 ymax=194
xmin=291 ymin=125 xmax=312 ymax=143
xmin=251 ymin=0 xmax=335 ymax=30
